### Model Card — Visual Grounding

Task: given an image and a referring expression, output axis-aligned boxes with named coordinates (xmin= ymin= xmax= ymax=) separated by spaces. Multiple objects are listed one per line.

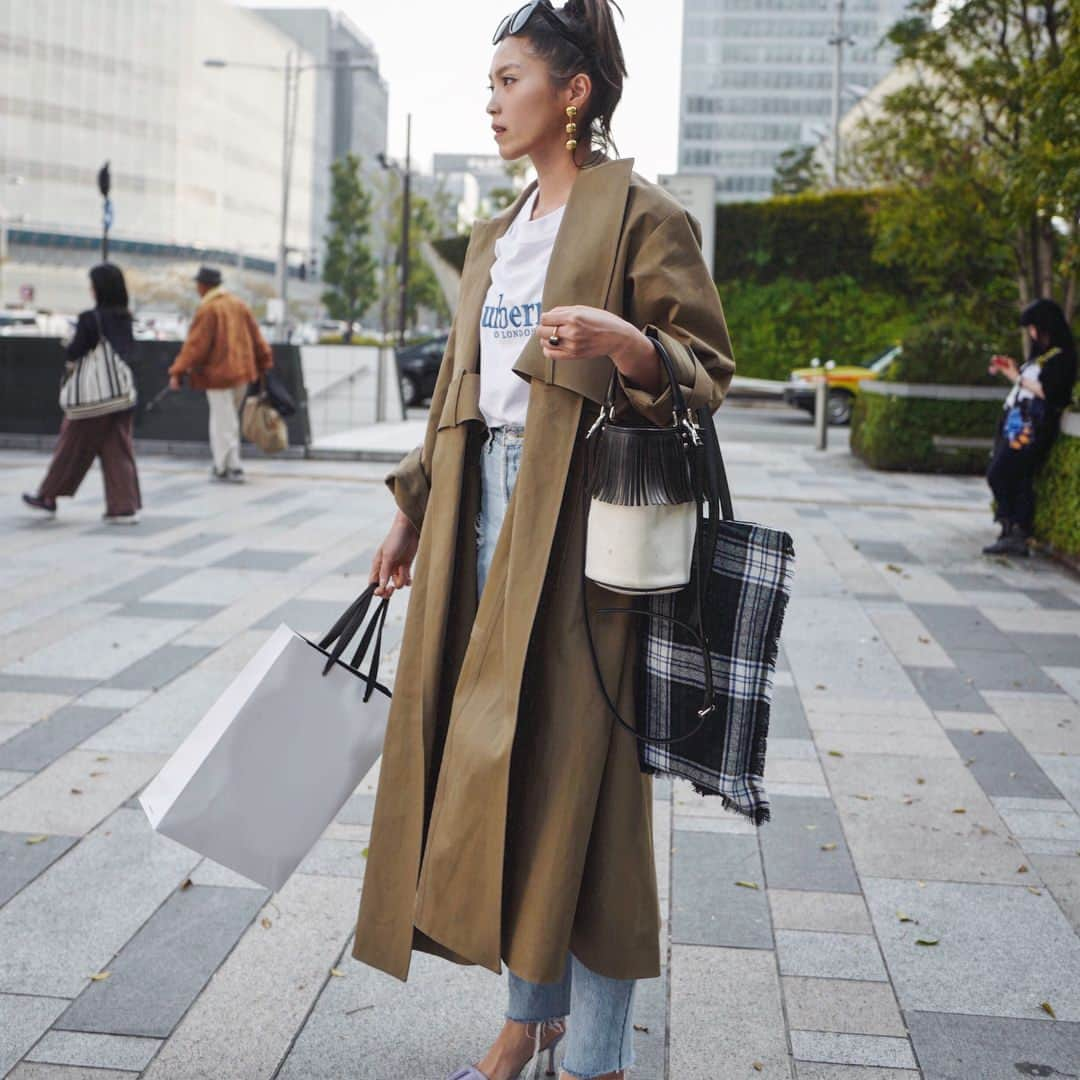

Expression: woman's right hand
xmin=370 ymin=510 xmax=420 ymax=598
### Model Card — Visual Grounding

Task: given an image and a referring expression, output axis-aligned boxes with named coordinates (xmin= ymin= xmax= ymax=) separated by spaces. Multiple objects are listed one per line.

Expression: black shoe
xmin=22 ymin=492 xmax=57 ymax=515
xmin=982 ymin=524 xmax=1028 ymax=557
xmin=226 ymin=468 xmax=246 ymax=484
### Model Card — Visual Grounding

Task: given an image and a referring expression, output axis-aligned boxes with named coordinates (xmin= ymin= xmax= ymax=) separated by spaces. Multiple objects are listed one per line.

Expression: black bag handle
xmin=317 ymin=583 xmax=392 ymax=696
xmin=598 ymin=327 xmax=693 ymax=433
xmin=318 ymin=584 xmax=377 ymax=675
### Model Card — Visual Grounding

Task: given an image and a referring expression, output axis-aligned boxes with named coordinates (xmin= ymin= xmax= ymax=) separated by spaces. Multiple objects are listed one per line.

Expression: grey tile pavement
xmin=54 ymin=885 xmax=266 ymax=1038
xmin=759 ymin=794 xmax=861 ymax=894
xmin=23 ymin=1031 xmax=161 ymax=1072
xmin=2 ymin=435 xmax=1080 ymax=1077
xmin=670 ymin=831 xmax=772 ymax=948
xmin=906 ymin=1010 xmax=1080 ymax=1080
xmin=103 ymin=644 xmax=214 ymax=692
xmin=945 ymin=728 xmax=1063 ymax=798
xmin=0 ymin=706 xmax=123 ymax=772
xmin=212 ymin=548 xmax=310 ymax=572
xmin=0 ymin=832 xmax=79 ymax=908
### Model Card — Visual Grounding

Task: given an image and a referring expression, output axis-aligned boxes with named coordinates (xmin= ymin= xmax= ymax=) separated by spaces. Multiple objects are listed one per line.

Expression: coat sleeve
xmin=384 ymin=323 xmax=457 ymax=534
xmin=169 ymin=307 xmax=214 ymax=378
xmin=246 ymin=308 xmax=273 ymax=373
xmin=65 ymin=311 xmax=98 ymax=361
xmin=618 ymin=209 xmax=735 ymax=427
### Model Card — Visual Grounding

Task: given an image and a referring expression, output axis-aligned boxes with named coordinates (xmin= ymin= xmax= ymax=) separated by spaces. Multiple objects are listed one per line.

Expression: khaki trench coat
xmin=352 ymin=157 xmax=735 ymax=985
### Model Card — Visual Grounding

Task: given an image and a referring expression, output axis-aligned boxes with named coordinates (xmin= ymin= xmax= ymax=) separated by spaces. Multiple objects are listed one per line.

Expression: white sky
xmin=241 ymin=0 xmax=684 ymax=182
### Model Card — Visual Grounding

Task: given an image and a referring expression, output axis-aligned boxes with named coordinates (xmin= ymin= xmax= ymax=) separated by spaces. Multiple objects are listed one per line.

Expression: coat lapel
xmin=512 ymin=157 xmax=635 ymax=402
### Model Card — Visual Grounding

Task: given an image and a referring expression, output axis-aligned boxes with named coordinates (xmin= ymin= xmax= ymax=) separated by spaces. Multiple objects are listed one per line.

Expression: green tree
xmin=377 ymin=179 xmax=451 ymax=335
xmin=321 ymin=154 xmax=377 ymax=343
xmin=851 ymin=0 xmax=1078 ymax=321
xmin=772 ymin=144 xmax=824 ymax=196
xmin=488 ymin=158 xmax=531 ymax=213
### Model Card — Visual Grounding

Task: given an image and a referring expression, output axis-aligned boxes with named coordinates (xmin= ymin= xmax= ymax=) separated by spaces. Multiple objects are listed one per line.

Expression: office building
xmin=677 ymin=0 xmax=910 ymax=201
xmin=254 ymin=7 xmax=390 ymax=263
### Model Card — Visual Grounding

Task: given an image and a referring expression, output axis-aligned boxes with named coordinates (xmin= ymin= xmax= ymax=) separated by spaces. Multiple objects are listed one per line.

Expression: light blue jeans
xmin=477 ymin=425 xmax=638 ymax=1078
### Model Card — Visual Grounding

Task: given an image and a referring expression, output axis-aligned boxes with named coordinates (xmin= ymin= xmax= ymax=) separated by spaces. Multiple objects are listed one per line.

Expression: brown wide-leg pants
xmin=38 ymin=411 xmax=142 ymax=516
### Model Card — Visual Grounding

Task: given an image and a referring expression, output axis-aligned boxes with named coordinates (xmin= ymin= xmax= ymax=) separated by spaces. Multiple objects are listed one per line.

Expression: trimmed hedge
xmin=1034 ymin=431 xmax=1080 ymax=557
xmin=718 ymin=275 xmax=921 ymax=381
xmin=713 ymin=190 xmax=904 ymax=290
xmin=850 ymin=392 xmax=1002 ymax=474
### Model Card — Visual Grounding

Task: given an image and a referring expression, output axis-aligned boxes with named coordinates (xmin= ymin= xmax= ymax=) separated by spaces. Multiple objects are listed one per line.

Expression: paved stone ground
xmin=1 ymin=414 xmax=1079 ymax=1080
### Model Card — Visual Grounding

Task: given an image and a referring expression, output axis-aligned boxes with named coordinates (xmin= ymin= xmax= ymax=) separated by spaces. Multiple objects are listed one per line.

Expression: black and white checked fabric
xmin=638 ymin=520 xmax=795 ymax=824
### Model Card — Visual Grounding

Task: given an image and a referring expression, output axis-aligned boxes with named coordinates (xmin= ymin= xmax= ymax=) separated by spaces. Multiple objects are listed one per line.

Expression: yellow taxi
xmin=783 ymin=345 xmax=902 ymax=425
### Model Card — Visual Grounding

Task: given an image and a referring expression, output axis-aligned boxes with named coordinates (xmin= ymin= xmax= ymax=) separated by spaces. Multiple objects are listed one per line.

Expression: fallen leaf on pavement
xmin=89 ymin=972 xmax=111 ymax=981
xmin=915 ymin=937 xmax=939 ymax=946
xmin=1040 ymin=1001 xmax=1056 ymax=1019
xmin=261 ymin=918 xmax=272 ymax=929
xmin=1018 ymin=864 xmax=1029 ymax=873
xmin=828 ymin=749 xmax=844 ymax=757
xmin=820 ymin=842 xmax=837 ymax=851
xmin=952 ymin=808 xmax=966 ymax=814
xmin=885 ymin=563 xmax=903 ymax=574
xmin=735 ymin=880 xmax=760 ymax=890
xmin=25 ymin=836 xmax=48 ymax=845
xmin=330 ymin=968 xmax=346 ymax=978
xmin=69 ymin=788 xmax=83 ymax=795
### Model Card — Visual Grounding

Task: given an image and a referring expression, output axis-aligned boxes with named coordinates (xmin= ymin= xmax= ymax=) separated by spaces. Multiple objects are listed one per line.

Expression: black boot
xmin=982 ymin=522 xmax=1028 ymax=557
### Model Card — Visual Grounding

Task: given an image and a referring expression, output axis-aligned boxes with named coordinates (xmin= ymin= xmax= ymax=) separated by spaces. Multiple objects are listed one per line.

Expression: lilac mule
xmin=446 ymin=1020 xmax=565 ymax=1080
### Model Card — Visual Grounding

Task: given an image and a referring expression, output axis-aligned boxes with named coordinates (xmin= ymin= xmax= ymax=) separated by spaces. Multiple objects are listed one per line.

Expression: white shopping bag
xmin=140 ymin=621 xmax=390 ymax=892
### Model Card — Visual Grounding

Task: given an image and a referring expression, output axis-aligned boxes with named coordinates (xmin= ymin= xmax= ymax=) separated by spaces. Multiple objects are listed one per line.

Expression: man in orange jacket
xmin=169 ymin=267 xmax=273 ymax=483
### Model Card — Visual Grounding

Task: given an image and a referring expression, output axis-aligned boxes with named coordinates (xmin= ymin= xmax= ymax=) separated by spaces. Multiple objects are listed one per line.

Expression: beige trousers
xmin=207 ymin=383 xmax=247 ymax=473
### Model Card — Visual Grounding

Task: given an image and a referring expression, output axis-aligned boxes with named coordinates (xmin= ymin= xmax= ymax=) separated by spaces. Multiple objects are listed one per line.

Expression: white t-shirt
xmin=479 ymin=189 xmax=566 ymax=429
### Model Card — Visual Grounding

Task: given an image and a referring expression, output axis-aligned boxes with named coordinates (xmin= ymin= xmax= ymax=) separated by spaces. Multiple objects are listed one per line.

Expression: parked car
xmin=0 ymin=311 xmax=44 ymax=336
xmin=396 ymin=334 xmax=449 ymax=406
xmin=783 ymin=345 xmax=902 ymax=425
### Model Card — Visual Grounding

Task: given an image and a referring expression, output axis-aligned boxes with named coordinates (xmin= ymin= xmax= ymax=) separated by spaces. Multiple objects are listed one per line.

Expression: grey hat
xmin=194 ymin=266 xmax=223 ymax=287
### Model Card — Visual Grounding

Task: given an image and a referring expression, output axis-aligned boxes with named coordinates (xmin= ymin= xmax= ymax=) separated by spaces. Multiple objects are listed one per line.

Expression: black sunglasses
xmin=493 ymin=0 xmax=584 ymax=50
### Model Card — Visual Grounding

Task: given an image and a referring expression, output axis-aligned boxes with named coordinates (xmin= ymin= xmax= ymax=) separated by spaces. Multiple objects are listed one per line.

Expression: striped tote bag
xmin=59 ymin=312 xmax=137 ymax=419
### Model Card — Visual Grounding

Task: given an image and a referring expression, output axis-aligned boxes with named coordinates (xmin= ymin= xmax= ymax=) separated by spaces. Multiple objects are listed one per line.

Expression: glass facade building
xmin=677 ymin=0 xmax=910 ymax=201
xmin=0 ymin=0 xmax=318 ymax=267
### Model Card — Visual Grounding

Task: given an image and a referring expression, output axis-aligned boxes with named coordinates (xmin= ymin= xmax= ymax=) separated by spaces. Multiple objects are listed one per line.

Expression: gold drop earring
xmin=565 ymin=105 xmax=578 ymax=153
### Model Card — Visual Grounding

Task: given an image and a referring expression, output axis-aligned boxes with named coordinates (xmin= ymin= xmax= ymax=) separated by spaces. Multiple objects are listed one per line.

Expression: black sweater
xmin=66 ymin=307 xmax=135 ymax=361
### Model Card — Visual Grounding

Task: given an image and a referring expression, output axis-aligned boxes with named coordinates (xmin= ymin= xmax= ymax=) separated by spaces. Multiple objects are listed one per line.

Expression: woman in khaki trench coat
xmin=355 ymin=2 xmax=734 ymax=1076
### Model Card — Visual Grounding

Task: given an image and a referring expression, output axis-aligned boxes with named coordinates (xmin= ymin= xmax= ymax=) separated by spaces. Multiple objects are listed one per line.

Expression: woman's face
xmin=486 ymin=36 xmax=572 ymax=161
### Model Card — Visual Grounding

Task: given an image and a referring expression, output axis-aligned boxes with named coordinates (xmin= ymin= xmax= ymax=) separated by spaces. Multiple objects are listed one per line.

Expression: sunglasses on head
xmin=493 ymin=0 xmax=585 ymax=50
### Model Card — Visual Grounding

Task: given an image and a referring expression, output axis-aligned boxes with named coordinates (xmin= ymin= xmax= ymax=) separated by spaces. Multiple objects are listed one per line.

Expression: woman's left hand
xmin=538 ymin=306 xmax=646 ymax=366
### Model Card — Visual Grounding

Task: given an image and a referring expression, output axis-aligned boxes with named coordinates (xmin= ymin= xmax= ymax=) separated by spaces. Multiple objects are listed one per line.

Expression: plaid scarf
xmin=638 ymin=519 xmax=795 ymax=825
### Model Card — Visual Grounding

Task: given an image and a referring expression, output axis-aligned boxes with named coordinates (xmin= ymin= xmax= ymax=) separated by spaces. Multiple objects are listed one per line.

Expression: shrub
xmin=1034 ymin=432 xmax=1080 ymax=557
xmin=885 ymin=319 xmax=1003 ymax=386
xmin=850 ymin=391 xmax=1002 ymax=473
xmin=719 ymin=275 xmax=924 ymax=380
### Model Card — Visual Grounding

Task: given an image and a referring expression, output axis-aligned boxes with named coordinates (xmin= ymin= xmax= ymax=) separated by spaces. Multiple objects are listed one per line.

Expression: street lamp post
xmin=204 ymin=53 xmax=379 ymax=343
xmin=827 ymin=0 xmax=855 ymax=185
xmin=97 ymin=162 xmax=112 ymax=261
